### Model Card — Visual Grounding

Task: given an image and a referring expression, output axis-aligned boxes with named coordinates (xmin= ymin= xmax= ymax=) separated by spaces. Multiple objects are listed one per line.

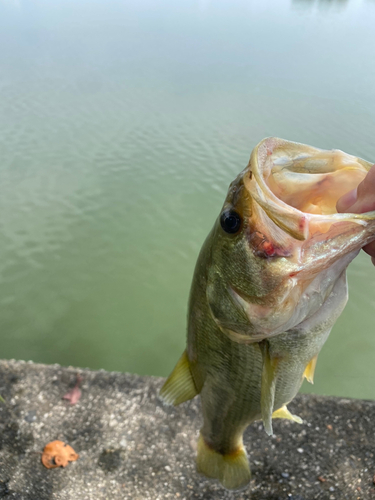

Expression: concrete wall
xmin=0 ymin=360 xmax=374 ymax=499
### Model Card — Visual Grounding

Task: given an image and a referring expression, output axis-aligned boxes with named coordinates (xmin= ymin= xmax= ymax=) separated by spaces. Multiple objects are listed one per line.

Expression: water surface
xmin=0 ymin=0 xmax=375 ymax=399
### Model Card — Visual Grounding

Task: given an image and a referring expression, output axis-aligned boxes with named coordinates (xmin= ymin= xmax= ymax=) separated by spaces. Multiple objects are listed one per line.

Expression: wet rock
xmin=98 ymin=449 xmax=122 ymax=472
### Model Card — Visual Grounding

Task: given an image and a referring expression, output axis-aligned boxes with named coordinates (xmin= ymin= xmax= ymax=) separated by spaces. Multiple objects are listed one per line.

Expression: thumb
xmin=336 ymin=163 xmax=375 ymax=214
xmin=336 ymin=187 xmax=357 ymax=213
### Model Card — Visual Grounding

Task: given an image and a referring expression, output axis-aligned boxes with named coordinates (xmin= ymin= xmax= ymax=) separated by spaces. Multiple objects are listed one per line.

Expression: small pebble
xmin=297 ymin=448 xmax=304 ymax=454
xmin=281 ymin=472 xmax=290 ymax=478
xmin=24 ymin=410 xmax=37 ymax=423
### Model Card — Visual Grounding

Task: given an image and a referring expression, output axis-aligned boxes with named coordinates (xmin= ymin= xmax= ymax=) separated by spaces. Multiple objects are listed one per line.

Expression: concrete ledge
xmin=0 ymin=360 xmax=374 ymax=500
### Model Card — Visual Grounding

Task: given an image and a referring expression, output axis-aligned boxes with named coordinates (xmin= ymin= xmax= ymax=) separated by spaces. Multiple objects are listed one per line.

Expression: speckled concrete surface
xmin=0 ymin=360 xmax=374 ymax=500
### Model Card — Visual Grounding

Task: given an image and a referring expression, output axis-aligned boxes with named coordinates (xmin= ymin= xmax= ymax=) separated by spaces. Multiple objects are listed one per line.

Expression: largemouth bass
xmin=160 ymin=137 xmax=375 ymax=490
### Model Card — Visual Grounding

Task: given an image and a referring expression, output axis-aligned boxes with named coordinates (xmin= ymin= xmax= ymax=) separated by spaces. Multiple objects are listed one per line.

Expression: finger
xmin=336 ymin=187 xmax=357 ymax=213
xmin=363 ymin=240 xmax=375 ymax=260
xmin=336 ymin=164 xmax=375 ymax=214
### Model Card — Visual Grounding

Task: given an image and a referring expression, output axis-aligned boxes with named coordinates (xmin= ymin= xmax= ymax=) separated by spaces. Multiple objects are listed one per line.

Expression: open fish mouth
xmin=243 ymin=137 xmax=375 ymax=243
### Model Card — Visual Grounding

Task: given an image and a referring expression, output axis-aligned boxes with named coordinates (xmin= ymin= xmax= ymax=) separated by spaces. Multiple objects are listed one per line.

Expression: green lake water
xmin=0 ymin=0 xmax=375 ymax=399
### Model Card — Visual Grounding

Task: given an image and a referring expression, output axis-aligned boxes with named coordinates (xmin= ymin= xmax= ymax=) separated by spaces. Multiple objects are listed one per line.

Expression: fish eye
xmin=220 ymin=210 xmax=242 ymax=234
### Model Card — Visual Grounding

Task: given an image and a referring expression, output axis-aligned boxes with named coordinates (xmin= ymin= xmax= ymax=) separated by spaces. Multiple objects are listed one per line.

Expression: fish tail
xmin=196 ymin=433 xmax=251 ymax=491
xmin=159 ymin=350 xmax=199 ymax=406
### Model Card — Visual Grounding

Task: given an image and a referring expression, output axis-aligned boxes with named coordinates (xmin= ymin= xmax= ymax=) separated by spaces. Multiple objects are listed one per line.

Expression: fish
xmin=159 ymin=137 xmax=375 ymax=490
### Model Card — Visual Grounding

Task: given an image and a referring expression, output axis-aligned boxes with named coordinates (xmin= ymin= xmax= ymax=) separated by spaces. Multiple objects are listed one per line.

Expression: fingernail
xmin=336 ymin=188 xmax=357 ymax=213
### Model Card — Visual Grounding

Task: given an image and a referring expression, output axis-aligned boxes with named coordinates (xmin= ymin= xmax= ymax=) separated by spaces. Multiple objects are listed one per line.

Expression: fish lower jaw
xmin=227 ymin=284 xmax=303 ymax=342
xmin=226 ymin=254 xmax=352 ymax=344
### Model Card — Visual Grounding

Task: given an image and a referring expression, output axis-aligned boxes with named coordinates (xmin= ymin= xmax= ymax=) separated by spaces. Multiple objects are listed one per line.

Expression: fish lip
xmin=243 ymin=137 xmax=375 ymax=242
xmin=243 ymin=137 xmax=310 ymax=240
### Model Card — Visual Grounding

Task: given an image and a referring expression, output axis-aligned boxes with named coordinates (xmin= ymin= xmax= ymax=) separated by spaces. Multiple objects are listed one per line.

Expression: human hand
xmin=336 ymin=164 xmax=375 ymax=265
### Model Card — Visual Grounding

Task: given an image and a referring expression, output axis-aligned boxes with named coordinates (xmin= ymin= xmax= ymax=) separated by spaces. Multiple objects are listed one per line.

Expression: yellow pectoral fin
xmin=159 ymin=350 xmax=199 ymax=406
xmin=303 ymin=355 xmax=318 ymax=384
xmin=272 ymin=405 xmax=303 ymax=424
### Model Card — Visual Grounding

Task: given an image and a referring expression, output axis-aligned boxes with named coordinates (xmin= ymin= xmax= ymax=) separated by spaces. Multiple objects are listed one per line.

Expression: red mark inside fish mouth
xmin=248 ymin=231 xmax=291 ymax=258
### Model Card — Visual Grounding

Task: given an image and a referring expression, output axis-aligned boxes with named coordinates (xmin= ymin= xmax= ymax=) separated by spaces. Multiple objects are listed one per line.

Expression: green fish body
xmin=160 ymin=138 xmax=375 ymax=490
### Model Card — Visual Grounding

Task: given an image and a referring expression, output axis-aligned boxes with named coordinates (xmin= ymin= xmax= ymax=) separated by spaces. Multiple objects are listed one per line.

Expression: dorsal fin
xmin=259 ymin=340 xmax=278 ymax=436
xmin=159 ymin=350 xmax=199 ymax=406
